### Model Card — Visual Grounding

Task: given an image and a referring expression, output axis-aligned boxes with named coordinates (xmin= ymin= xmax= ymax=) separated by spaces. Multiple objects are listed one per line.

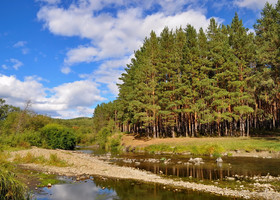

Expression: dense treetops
xmin=93 ymin=1 xmax=280 ymax=138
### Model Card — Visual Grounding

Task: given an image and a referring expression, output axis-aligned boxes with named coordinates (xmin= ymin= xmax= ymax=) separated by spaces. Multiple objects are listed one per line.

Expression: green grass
xmin=144 ymin=137 xmax=280 ymax=155
xmin=36 ymin=173 xmax=63 ymax=187
xmin=14 ymin=152 xmax=71 ymax=167
xmin=0 ymin=151 xmax=30 ymax=200
xmin=0 ymin=168 xmax=27 ymax=200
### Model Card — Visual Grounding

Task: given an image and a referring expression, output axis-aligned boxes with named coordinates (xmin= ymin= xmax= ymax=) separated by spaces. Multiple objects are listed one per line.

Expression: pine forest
xmin=93 ymin=2 xmax=280 ymax=138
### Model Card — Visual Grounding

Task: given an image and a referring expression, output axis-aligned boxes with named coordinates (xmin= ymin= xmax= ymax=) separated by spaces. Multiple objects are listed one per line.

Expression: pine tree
xmin=254 ymin=2 xmax=280 ymax=129
xmin=229 ymin=13 xmax=255 ymax=136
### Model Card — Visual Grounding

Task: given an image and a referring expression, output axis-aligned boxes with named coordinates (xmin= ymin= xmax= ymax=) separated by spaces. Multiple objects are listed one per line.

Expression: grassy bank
xmin=0 ymin=151 xmax=30 ymax=200
xmin=0 ymin=147 xmax=71 ymax=199
xmin=122 ymin=135 xmax=280 ymax=156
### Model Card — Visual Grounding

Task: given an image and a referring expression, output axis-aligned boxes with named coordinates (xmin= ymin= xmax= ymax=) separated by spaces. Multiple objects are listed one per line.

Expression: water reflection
xmin=36 ymin=179 xmax=117 ymax=200
xmin=111 ymin=154 xmax=280 ymax=181
xmin=35 ymin=177 xmax=237 ymax=200
xmin=76 ymin=147 xmax=280 ymax=181
xmin=118 ymin=161 xmax=233 ymax=180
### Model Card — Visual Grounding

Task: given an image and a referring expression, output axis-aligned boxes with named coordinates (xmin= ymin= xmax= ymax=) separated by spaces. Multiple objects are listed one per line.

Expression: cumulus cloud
xmin=0 ymin=75 xmax=45 ymax=106
xmin=234 ymin=0 xmax=278 ymax=10
xmin=0 ymin=74 xmax=105 ymax=118
xmin=64 ymin=46 xmax=98 ymax=66
xmin=37 ymin=0 xmax=215 ymax=68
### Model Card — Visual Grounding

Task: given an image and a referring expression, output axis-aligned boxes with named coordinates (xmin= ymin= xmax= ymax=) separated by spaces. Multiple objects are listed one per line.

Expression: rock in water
xmin=189 ymin=157 xmax=203 ymax=165
xmin=216 ymin=157 xmax=223 ymax=163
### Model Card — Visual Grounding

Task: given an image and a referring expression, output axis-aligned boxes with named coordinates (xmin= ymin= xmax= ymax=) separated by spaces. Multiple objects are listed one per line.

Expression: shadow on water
xmin=34 ymin=176 xmax=239 ymax=200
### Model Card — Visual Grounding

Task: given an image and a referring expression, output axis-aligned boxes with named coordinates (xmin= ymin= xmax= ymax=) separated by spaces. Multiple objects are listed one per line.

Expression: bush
xmin=96 ymin=127 xmax=111 ymax=149
xmin=106 ymin=133 xmax=122 ymax=152
xmin=41 ymin=124 xmax=76 ymax=150
xmin=21 ymin=131 xmax=42 ymax=147
xmin=76 ymin=133 xmax=95 ymax=145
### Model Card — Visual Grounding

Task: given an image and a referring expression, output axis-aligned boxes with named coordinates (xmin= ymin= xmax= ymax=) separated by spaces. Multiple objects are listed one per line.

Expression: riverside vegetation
xmin=1 ymin=1 xmax=280 ymax=199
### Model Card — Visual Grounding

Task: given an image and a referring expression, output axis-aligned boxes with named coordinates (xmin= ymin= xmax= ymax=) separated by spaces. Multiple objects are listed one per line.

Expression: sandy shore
xmin=9 ymin=147 xmax=280 ymax=200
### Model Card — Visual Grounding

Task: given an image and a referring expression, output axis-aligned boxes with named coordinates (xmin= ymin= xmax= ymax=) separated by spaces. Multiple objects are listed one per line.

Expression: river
xmin=33 ymin=147 xmax=280 ymax=200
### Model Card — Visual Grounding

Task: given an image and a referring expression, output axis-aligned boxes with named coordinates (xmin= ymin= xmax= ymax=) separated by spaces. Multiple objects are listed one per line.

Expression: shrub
xmin=96 ymin=127 xmax=111 ymax=149
xmin=106 ymin=133 xmax=123 ymax=152
xmin=76 ymin=133 xmax=95 ymax=145
xmin=41 ymin=124 xmax=76 ymax=150
xmin=21 ymin=130 xmax=42 ymax=147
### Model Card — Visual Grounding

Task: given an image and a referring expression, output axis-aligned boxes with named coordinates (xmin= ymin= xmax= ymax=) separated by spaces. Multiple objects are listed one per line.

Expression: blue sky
xmin=0 ymin=0 xmax=278 ymax=118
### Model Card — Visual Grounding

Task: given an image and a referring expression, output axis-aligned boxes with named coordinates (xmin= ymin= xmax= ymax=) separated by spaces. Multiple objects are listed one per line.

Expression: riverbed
xmin=9 ymin=147 xmax=280 ymax=200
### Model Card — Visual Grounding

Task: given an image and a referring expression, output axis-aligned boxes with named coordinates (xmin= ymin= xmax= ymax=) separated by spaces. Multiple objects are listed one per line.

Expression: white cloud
xmin=0 ymin=75 xmax=45 ymax=106
xmin=234 ymin=0 xmax=278 ymax=10
xmin=8 ymin=58 xmax=23 ymax=70
xmin=13 ymin=41 xmax=27 ymax=48
xmin=37 ymin=0 xmax=61 ymax=4
xmin=37 ymin=1 xmax=214 ymax=67
xmin=0 ymin=74 xmax=105 ymax=118
xmin=51 ymin=80 xmax=105 ymax=107
xmin=13 ymin=41 xmax=29 ymax=55
xmin=61 ymin=66 xmax=71 ymax=74
xmin=37 ymin=0 xmax=219 ymax=100
xmin=79 ymin=56 xmax=131 ymax=95
xmin=64 ymin=46 xmax=98 ymax=66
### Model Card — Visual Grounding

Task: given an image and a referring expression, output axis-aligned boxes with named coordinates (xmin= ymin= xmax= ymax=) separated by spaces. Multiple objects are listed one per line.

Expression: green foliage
xmin=96 ymin=127 xmax=111 ymax=149
xmin=41 ymin=124 xmax=76 ymax=150
xmin=0 ymin=99 xmax=20 ymax=121
xmin=106 ymin=133 xmax=123 ymax=152
xmin=0 ymin=168 xmax=26 ymax=200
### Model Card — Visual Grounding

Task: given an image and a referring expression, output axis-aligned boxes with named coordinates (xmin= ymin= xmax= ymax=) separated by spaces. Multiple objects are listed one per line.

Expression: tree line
xmin=93 ymin=2 xmax=280 ymax=138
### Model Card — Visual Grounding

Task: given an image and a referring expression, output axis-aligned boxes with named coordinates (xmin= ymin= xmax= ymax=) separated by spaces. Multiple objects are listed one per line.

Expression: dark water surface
xmin=34 ymin=176 xmax=237 ymax=200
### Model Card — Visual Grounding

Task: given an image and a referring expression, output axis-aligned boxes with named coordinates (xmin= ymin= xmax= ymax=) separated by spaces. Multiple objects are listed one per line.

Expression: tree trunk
xmin=246 ymin=117 xmax=250 ymax=137
xmin=194 ymin=112 xmax=198 ymax=137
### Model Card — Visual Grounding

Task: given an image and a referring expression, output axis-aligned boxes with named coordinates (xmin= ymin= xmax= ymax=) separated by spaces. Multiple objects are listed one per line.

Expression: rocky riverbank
xmin=8 ymin=147 xmax=280 ymax=200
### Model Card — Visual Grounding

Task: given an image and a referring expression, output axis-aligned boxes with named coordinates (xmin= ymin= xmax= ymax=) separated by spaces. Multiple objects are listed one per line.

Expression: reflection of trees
xmin=123 ymin=162 xmax=262 ymax=181
xmin=93 ymin=177 xmax=228 ymax=200
xmin=115 ymin=153 xmax=280 ymax=182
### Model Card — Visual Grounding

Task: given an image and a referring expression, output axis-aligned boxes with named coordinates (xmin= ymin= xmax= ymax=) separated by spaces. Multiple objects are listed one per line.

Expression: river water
xmin=33 ymin=147 xmax=280 ymax=200
xmin=78 ymin=147 xmax=280 ymax=181
xmin=34 ymin=176 xmax=237 ymax=200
